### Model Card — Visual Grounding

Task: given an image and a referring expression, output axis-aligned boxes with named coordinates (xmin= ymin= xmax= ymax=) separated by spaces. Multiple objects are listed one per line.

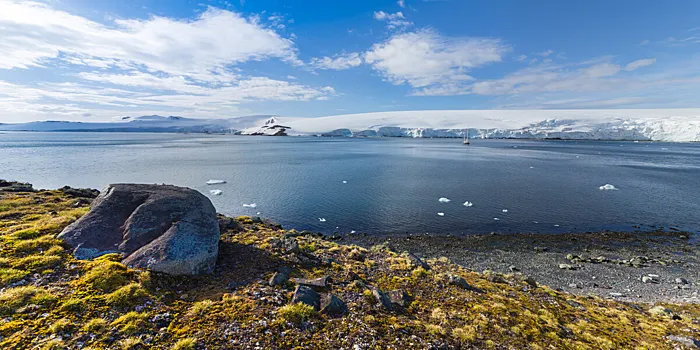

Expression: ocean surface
xmin=1 ymin=132 xmax=699 ymax=235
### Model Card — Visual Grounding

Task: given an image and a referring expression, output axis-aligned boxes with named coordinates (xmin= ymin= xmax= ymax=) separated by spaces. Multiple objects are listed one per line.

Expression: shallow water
xmin=1 ymin=132 xmax=699 ymax=235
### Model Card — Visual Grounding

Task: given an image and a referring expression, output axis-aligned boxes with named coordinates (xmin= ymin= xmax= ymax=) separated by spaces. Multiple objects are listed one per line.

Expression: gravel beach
xmin=346 ymin=230 xmax=699 ymax=304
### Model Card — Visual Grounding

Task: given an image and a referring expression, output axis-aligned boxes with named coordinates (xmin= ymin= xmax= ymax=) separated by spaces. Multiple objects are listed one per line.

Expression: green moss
xmin=171 ymin=338 xmax=197 ymax=350
xmin=41 ymin=339 xmax=66 ymax=350
xmin=14 ymin=254 xmax=62 ymax=271
xmin=49 ymin=318 xmax=73 ymax=334
xmin=118 ymin=336 xmax=144 ymax=350
xmin=0 ymin=286 xmax=58 ymax=315
xmin=187 ymin=299 xmax=215 ymax=318
xmin=82 ymin=318 xmax=108 ymax=333
xmin=277 ymin=303 xmax=317 ymax=324
xmin=111 ymin=312 xmax=148 ymax=335
xmin=78 ymin=260 xmax=133 ymax=293
xmin=0 ymin=267 xmax=29 ymax=285
xmin=104 ymin=283 xmax=149 ymax=307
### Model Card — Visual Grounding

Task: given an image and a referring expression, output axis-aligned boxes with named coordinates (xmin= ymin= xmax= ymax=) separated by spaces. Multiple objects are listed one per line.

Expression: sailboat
xmin=463 ymin=130 xmax=470 ymax=145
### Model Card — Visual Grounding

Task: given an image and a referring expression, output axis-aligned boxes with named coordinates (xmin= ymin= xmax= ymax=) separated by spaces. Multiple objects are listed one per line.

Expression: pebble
xmin=675 ymin=277 xmax=689 ymax=285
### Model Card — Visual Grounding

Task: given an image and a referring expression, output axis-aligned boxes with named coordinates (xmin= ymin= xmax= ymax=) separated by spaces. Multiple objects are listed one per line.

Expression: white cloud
xmin=0 ymin=1 xmax=299 ymax=75
xmin=624 ymin=58 xmax=656 ymax=71
xmin=515 ymin=54 xmax=528 ymax=62
xmin=309 ymin=53 xmax=363 ymax=70
xmin=0 ymin=0 xmax=339 ymax=121
xmin=364 ymin=29 xmax=509 ymax=94
xmin=398 ymin=0 xmax=406 ymax=8
xmin=373 ymin=11 xmax=412 ymax=29
xmin=537 ymin=49 xmax=554 ymax=57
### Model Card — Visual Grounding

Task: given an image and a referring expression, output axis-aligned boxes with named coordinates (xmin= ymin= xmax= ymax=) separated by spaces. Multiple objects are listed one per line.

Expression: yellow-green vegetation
xmin=277 ymin=302 xmax=317 ymax=324
xmin=0 ymin=187 xmax=699 ymax=349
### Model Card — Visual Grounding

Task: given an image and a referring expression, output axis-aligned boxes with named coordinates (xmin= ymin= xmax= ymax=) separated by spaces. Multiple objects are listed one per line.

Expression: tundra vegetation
xmin=0 ymin=187 xmax=698 ymax=349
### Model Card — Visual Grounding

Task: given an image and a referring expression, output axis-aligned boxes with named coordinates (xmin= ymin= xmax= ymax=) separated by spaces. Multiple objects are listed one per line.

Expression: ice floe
xmin=437 ymin=212 xmax=445 ymax=216
xmin=502 ymin=209 xmax=508 ymax=213
xmin=206 ymin=180 xmax=226 ymax=185
xmin=350 ymin=230 xmax=356 ymax=234
xmin=209 ymin=190 xmax=222 ymax=195
xmin=243 ymin=203 xmax=257 ymax=208
xmin=599 ymin=184 xmax=618 ymax=191
xmin=494 ymin=218 xmax=500 ymax=221
xmin=342 ymin=180 xmax=347 ymax=184
xmin=438 ymin=197 xmax=451 ymax=203
xmin=463 ymin=201 xmax=473 ymax=207
xmin=319 ymin=218 xmax=326 ymax=222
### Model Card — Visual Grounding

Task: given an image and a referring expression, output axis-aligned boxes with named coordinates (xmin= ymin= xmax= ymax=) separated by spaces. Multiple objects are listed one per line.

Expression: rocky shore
xmin=345 ymin=230 xmax=699 ymax=304
xmin=1 ymin=181 xmax=699 ymax=349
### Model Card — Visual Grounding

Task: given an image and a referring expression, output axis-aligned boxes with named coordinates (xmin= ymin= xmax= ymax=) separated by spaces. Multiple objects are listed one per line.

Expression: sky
xmin=0 ymin=0 xmax=699 ymax=123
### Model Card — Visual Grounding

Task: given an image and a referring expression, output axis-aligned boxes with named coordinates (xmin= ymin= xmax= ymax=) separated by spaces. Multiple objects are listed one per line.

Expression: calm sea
xmin=1 ymin=132 xmax=698 ymax=235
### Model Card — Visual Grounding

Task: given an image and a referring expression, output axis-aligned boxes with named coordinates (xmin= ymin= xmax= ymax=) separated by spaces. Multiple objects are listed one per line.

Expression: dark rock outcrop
xmin=0 ymin=180 xmax=34 ymax=193
xmin=292 ymin=285 xmax=321 ymax=310
xmin=320 ymin=294 xmax=347 ymax=316
xmin=58 ymin=184 xmax=219 ymax=275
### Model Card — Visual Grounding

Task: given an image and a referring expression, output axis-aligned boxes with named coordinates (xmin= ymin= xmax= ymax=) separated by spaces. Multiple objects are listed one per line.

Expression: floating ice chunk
xmin=437 ymin=212 xmax=445 ymax=216
xmin=256 ymin=212 xmax=261 ymax=215
xmin=342 ymin=180 xmax=347 ymax=184
xmin=554 ymin=224 xmax=560 ymax=227
xmin=529 ymin=166 xmax=534 ymax=169
xmin=502 ymin=209 xmax=508 ymax=213
xmin=494 ymin=218 xmax=500 ymax=221
xmin=438 ymin=197 xmax=451 ymax=203
xmin=599 ymin=184 xmax=618 ymax=191
xmin=350 ymin=230 xmax=356 ymax=234
xmin=319 ymin=218 xmax=326 ymax=222
xmin=209 ymin=190 xmax=222 ymax=195
xmin=463 ymin=201 xmax=473 ymax=207
xmin=533 ymin=221 xmax=539 ymax=224
xmin=243 ymin=203 xmax=257 ymax=208
xmin=661 ymin=147 xmax=669 ymax=150
xmin=206 ymin=180 xmax=226 ymax=185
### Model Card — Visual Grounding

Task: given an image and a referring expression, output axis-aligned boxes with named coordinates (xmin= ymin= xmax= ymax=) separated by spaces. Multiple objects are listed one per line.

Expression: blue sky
xmin=0 ymin=0 xmax=699 ymax=122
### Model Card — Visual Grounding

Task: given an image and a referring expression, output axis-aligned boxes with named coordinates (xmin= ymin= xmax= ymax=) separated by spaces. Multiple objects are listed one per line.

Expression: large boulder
xmin=58 ymin=184 xmax=220 ymax=275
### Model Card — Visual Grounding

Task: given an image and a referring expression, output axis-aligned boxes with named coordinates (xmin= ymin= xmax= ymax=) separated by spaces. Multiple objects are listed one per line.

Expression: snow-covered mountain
xmin=1 ymin=109 xmax=699 ymax=141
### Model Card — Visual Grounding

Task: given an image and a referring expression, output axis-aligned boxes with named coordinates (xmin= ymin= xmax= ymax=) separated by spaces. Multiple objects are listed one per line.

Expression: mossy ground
xmin=0 ymin=189 xmax=699 ymax=349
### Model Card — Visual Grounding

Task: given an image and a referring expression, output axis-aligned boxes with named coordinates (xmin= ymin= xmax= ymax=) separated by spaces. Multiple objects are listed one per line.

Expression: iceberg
xmin=319 ymin=218 xmax=327 ymax=222
xmin=209 ymin=190 xmax=222 ymax=195
xmin=599 ymin=184 xmax=618 ymax=191
xmin=438 ymin=197 xmax=451 ymax=203
xmin=206 ymin=180 xmax=226 ymax=185
xmin=437 ymin=212 xmax=445 ymax=216
xmin=463 ymin=201 xmax=473 ymax=207
xmin=243 ymin=203 xmax=257 ymax=208
xmin=502 ymin=209 xmax=508 ymax=213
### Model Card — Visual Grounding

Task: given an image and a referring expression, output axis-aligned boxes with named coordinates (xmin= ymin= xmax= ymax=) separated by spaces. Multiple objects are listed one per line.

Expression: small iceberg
xmin=206 ymin=180 xmax=226 ymax=185
xmin=342 ymin=180 xmax=347 ymax=184
xmin=209 ymin=190 xmax=222 ymax=196
xmin=243 ymin=203 xmax=257 ymax=208
xmin=599 ymin=184 xmax=618 ymax=191
xmin=463 ymin=201 xmax=473 ymax=207
xmin=350 ymin=230 xmax=356 ymax=234
xmin=494 ymin=218 xmax=500 ymax=221
xmin=502 ymin=209 xmax=508 ymax=213
xmin=319 ymin=218 xmax=326 ymax=222
xmin=437 ymin=212 xmax=445 ymax=216
xmin=438 ymin=197 xmax=451 ymax=203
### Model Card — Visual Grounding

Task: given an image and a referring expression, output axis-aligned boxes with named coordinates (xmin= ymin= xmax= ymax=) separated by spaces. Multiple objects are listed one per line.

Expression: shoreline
xmin=344 ymin=230 xmax=699 ymax=304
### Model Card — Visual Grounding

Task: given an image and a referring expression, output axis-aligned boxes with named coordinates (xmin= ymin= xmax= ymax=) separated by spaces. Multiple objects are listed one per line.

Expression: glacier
xmin=280 ymin=109 xmax=700 ymax=142
xmin=1 ymin=109 xmax=699 ymax=142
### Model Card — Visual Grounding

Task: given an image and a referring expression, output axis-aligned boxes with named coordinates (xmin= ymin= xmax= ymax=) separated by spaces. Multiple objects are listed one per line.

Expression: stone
xmin=71 ymin=198 xmax=92 ymax=208
xmin=405 ymin=252 xmax=430 ymax=270
xmin=0 ymin=180 xmax=34 ymax=193
xmin=568 ymin=283 xmax=580 ymax=289
xmin=446 ymin=274 xmax=471 ymax=289
xmin=60 ymin=186 xmax=100 ymax=198
xmin=372 ymin=288 xmax=393 ymax=310
xmin=508 ymin=265 xmax=519 ymax=272
xmin=559 ymin=263 xmax=577 ymax=270
xmin=348 ymin=249 xmax=365 ymax=261
xmin=675 ymin=277 xmax=689 ymax=285
xmin=217 ymin=215 xmax=243 ymax=233
xmin=269 ymin=272 xmax=289 ymax=287
xmin=291 ymin=276 xmax=330 ymax=289
xmin=533 ymin=246 xmax=549 ymax=252
xmin=520 ymin=275 xmax=538 ymax=288
xmin=292 ymin=285 xmax=321 ymax=310
xmin=387 ymin=289 xmax=410 ymax=307
xmin=642 ymin=275 xmax=659 ymax=284
xmin=58 ymin=184 xmax=220 ymax=275
xmin=667 ymin=335 xmax=699 ymax=348
xmin=283 ymin=239 xmax=301 ymax=254
xmin=649 ymin=305 xmax=673 ymax=317
xmin=320 ymin=294 xmax=347 ymax=316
